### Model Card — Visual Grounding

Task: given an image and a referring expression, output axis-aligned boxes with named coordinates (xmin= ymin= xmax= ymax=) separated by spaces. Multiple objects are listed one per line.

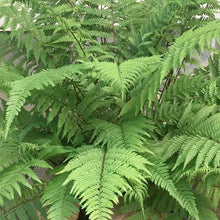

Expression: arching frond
xmin=149 ymin=160 xmax=199 ymax=218
xmin=161 ymin=20 xmax=220 ymax=81
xmin=145 ymin=20 xmax=220 ymax=104
xmin=5 ymin=63 xmax=92 ymax=137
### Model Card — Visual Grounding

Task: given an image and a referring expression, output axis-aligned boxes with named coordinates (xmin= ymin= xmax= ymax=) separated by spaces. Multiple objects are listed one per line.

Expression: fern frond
xmin=161 ymin=74 xmax=208 ymax=102
xmin=204 ymin=170 xmax=220 ymax=194
xmin=0 ymin=158 xmax=50 ymax=205
xmin=0 ymin=136 xmax=21 ymax=170
xmin=202 ymin=81 xmax=218 ymax=105
xmin=127 ymin=0 xmax=219 ymax=58
xmin=59 ymin=146 xmax=151 ymax=220
xmin=94 ymin=56 xmax=161 ymax=101
xmin=42 ymin=174 xmax=79 ymax=220
xmin=149 ymin=160 xmax=199 ymax=218
xmin=177 ymin=104 xmax=218 ymax=134
xmin=0 ymin=1 xmax=47 ymax=64
xmin=89 ymin=116 xmax=155 ymax=152
xmin=29 ymin=81 xmax=114 ymax=142
xmin=124 ymin=181 xmax=148 ymax=219
xmin=196 ymin=194 xmax=218 ymax=220
xmin=163 ymin=135 xmax=220 ymax=170
xmin=0 ymin=184 xmax=46 ymax=220
xmin=5 ymin=63 xmax=92 ymax=137
xmin=0 ymin=64 xmax=23 ymax=95
xmin=191 ymin=112 xmax=220 ymax=141
xmin=175 ymin=180 xmax=198 ymax=219
xmin=161 ymin=20 xmax=220 ymax=81
xmin=1 ymin=0 xmax=220 ymax=219
xmin=145 ymin=20 xmax=220 ymax=104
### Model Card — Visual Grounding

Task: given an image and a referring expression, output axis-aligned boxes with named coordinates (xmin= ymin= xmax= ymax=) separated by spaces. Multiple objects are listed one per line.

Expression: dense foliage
xmin=0 ymin=0 xmax=220 ymax=219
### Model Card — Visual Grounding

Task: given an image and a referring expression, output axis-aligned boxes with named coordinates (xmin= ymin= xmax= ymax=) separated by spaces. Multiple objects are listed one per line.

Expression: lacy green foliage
xmin=0 ymin=158 xmax=50 ymax=205
xmin=0 ymin=64 xmax=23 ymax=94
xmin=127 ymin=0 xmax=220 ymax=58
xmin=0 ymin=0 xmax=220 ymax=220
xmin=89 ymin=116 xmax=155 ymax=151
xmin=161 ymin=21 xmax=220 ymax=79
xmin=5 ymin=63 xmax=92 ymax=137
xmin=94 ymin=56 xmax=161 ymax=100
xmin=0 ymin=185 xmax=47 ymax=220
xmin=161 ymin=74 xmax=208 ymax=102
xmin=60 ymin=146 xmax=151 ymax=220
xmin=151 ymin=20 xmax=220 ymax=104
xmin=42 ymin=174 xmax=79 ymax=220
xmin=148 ymin=160 xmax=199 ymax=218
xmin=120 ymin=20 xmax=220 ymax=113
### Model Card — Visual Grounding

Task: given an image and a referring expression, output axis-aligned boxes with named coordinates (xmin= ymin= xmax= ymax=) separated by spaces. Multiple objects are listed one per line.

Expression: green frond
xmin=60 ymin=146 xmax=151 ymax=220
xmin=149 ymin=160 xmax=199 ymax=218
xmin=163 ymin=135 xmax=220 ymax=170
xmin=127 ymin=0 xmax=219 ymax=58
xmin=175 ymin=180 xmax=198 ymax=219
xmin=161 ymin=74 xmax=208 ymax=102
xmin=5 ymin=63 xmax=92 ymax=138
xmin=0 ymin=137 xmax=21 ymax=170
xmin=177 ymin=104 xmax=218 ymax=134
xmin=124 ymin=181 xmax=148 ymax=219
xmin=204 ymin=170 xmax=220 ymax=193
xmin=153 ymin=101 xmax=189 ymax=126
xmin=27 ymin=80 xmax=115 ymax=142
xmin=0 ymin=185 xmax=46 ymax=220
xmin=0 ymin=1 xmax=46 ymax=63
xmin=145 ymin=20 xmax=220 ymax=104
xmin=151 ymin=190 xmax=188 ymax=220
xmin=191 ymin=112 xmax=220 ymax=141
xmin=0 ymin=64 xmax=23 ymax=95
xmin=0 ymin=134 xmax=61 ymax=170
xmin=89 ymin=116 xmax=154 ymax=152
xmin=94 ymin=56 xmax=161 ymax=101
xmin=0 ymin=158 xmax=50 ymax=205
xmin=1 ymin=0 xmax=220 ymax=219
xmin=202 ymin=81 xmax=218 ymax=105
xmin=38 ymin=145 xmax=73 ymax=160
xmin=42 ymin=174 xmax=79 ymax=220
xmin=161 ymin=20 xmax=220 ymax=81
xmin=149 ymin=161 xmax=178 ymax=197
xmin=209 ymin=54 xmax=220 ymax=78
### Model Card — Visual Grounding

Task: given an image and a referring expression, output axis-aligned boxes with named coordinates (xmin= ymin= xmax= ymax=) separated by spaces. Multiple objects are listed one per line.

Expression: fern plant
xmin=0 ymin=0 xmax=220 ymax=219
